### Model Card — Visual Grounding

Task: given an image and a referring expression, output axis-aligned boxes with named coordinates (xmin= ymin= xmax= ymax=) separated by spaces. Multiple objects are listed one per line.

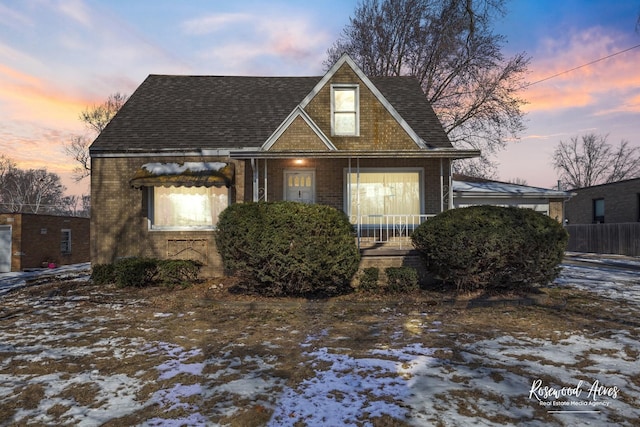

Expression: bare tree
xmin=507 ymin=177 xmax=528 ymax=186
xmin=552 ymin=133 xmax=640 ymax=189
xmin=64 ymin=134 xmax=92 ymax=183
xmin=80 ymin=92 xmax=129 ymax=134
xmin=326 ymin=0 xmax=530 ymax=177
xmin=0 ymin=168 xmax=66 ymax=214
xmin=0 ymin=154 xmax=16 ymax=182
xmin=65 ymin=92 xmax=128 ymax=182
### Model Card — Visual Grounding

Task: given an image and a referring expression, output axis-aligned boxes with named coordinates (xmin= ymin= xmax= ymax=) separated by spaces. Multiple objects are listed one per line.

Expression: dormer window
xmin=331 ymin=84 xmax=359 ymax=136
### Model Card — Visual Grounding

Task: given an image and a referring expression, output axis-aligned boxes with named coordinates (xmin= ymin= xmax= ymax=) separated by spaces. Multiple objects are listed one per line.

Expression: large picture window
xmin=346 ymin=169 xmax=422 ymax=224
xmin=150 ymin=186 xmax=228 ymax=230
xmin=332 ymin=85 xmax=359 ymax=136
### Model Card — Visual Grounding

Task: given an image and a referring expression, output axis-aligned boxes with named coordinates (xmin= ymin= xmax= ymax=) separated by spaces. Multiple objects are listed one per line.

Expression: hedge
xmin=215 ymin=201 xmax=360 ymax=297
xmin=411 ymin=206 xmax=568 ymax=293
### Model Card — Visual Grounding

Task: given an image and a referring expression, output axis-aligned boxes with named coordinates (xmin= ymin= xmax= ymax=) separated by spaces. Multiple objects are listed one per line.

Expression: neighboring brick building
xmin=564 ymin=178 xmax=640 ymax=224
xmin=89 ymin=54 xmax=479 ymax=277
xmin=0 ymin=213 xmax=90 ymax=273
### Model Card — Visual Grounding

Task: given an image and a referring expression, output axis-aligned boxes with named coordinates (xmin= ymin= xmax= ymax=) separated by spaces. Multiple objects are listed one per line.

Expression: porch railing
xmin=351 ymin=214 xmax=434 ymax=249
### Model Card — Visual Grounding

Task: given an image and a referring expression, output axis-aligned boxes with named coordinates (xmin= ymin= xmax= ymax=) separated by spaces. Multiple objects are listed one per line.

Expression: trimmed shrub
xmin=358 ymin=267 xmax=380 ymax=293
xmin=91 ymin=263 xmax=115 ymax=285
xmin=156 ymin=259 xmax=202 ymax=288
xmin=93 ymin=258 xmax=201 ymax=288
xmin=411 ymin=206 xmax=568 ymax=293
xmin=215 ymin=201 xmax=360 ymax=297
xmin=385 ymin=267 xmax=419 ymax=293
xmin=113 ymin=257 xmax=159 ymax=288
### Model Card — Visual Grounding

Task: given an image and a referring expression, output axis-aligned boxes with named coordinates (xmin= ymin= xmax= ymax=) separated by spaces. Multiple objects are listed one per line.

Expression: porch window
xmin=149 ymin=186 xmax=228 ymax=230
xmin=346 ymin=170 xmax=422 ymax=224
xmin=332 ymin=85 xmax=359 ymax=136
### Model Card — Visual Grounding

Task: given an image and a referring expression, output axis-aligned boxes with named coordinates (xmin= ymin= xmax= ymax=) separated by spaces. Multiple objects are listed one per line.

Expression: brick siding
xmin=260 ymin=157 xmax=447 ymax=214
xmin=91 ymin=156 xmax=246 ymax=277
xmin=564 ymin=179 xmax=640 ymax=224
xmin=0 ymin=213 xmax=89 ymax=271
xmin=304 ymin=65 xmax=418 ymax=151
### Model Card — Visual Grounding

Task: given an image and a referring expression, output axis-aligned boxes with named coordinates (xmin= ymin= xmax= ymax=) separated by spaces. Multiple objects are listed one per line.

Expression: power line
xmin=524 ymin=43 xmax=640 ymax=88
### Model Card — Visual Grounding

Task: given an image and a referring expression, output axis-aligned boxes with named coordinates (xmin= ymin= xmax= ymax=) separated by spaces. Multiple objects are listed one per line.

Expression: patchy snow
xmin=142 ymin=162 xmax=227 ymax=175
xmin=453 ymin=179 xmax=570 ymax=197
xmin=1 ymin=256 xmax=639 ymax=425
xmin=0 ymin=262 xmax=90 ymax=296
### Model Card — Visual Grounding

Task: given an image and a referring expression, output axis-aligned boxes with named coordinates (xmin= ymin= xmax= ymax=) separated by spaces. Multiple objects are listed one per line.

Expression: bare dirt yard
xmin=1 ymin=258 xmax=639 ymax=426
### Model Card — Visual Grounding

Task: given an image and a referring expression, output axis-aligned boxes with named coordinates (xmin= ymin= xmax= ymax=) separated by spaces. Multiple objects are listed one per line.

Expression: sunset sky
xmin=1 ymin=0 xmax=639 ymax=197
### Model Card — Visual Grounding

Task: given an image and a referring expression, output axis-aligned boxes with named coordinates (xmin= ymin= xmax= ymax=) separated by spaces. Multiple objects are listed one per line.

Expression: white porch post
xmin=440 ymin=158 xmax=444 ymax=212
xmin=263 ymin=159 xmax=268 ymax=201
xmin=251 ymin=158 xmax=259 ymax=202
xmin=356 ymin=157 xmax=361 ymax=250
xmin=448 ymin=161 xmax=453 ymax=210
xmin=348 ymin=157 xmax=361 ymax=249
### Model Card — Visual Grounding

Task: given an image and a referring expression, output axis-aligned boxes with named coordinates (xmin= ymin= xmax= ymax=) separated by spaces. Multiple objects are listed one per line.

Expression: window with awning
xmin=130 ymin=162 xmax=234 ymax=188
xmin=130 ymin=162 xmax=233 ymax=230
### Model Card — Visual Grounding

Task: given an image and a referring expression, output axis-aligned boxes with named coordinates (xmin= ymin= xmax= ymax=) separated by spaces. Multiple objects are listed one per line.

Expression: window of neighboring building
xmin=61 ymin=229 xmax=71 ymax=254
xmin=593 ymin=198 xmax=605 ymax=223
xmin=332 ymin=85 xmax=359 ymax=136
xmin=149 ymin=186 xmax=228 ymax=230
xmin=637 ymin=194 xmax=640 ymax=222
xmin=345 ymin=169 xmax=422 ymax=224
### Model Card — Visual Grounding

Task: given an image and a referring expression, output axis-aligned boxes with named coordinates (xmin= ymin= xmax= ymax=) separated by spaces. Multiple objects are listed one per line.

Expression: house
xmin=0 ymin=213 xmax=90 ymax=272
xmin=452 ymin=174 xmax=573 ymax=223
xmin=89 ymin=55 xmax=479 ymax=277
xmin=564 ymin=178 xmax=640 ymax=224
xmin=563 ymin=178 xmax=640 ymax=256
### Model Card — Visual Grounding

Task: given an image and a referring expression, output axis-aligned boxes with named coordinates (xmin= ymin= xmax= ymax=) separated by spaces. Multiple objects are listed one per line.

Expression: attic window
xmin=331 ymin=85 xmax=359 ymax=136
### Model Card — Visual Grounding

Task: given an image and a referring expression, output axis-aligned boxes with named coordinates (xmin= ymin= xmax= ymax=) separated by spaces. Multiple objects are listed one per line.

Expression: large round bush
xmin=411 ymin=206 xmax=568 ymax=292
xmin=215 ymin=201 xmax=360 ymax=296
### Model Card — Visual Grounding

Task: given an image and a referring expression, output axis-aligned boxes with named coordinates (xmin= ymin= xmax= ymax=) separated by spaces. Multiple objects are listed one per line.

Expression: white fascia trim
xmin=299 ymin=54 xmax=428 ymax=149
xmin=261 ymin=106 xmax=337 ymax=151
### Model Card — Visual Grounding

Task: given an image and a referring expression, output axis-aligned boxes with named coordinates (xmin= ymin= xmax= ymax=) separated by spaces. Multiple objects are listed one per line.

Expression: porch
xmin=352 ymin=213 xmax=433 ymax=251
xmin=228 ymin=151 xmax=477 ymax=263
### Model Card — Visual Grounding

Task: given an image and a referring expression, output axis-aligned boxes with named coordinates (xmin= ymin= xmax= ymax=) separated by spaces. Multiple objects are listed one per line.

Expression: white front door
xmin=0 ymin=225 xmax=12 ymax=273
xmin=284 ymin=170 xmax=315 ymax=203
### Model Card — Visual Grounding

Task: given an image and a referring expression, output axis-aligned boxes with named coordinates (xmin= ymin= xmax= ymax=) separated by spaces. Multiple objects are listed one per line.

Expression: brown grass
xmin=0 ymin=276 xmax=638 ymax=425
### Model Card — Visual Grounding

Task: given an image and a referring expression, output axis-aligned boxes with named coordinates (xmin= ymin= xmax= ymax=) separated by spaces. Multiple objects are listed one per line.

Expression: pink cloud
xmin=185 ymin=10 xmax=330 ymax=75
xmin=0 ymin=64 xmax=94 ymax=128
xmin=182 ymin=13 xmax=252 ymax=35
xmin=523 ymin=26 xmax=640 ymax=114
xmin=57 ymin=0 xmax=93 ymax=27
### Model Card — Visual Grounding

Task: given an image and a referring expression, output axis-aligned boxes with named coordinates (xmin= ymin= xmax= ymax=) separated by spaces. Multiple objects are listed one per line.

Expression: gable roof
xmin=90 ymin=57 xmax=456 ymax=155
xmin=262 ymin=106 xmax=336 ymax=151
xmin=90 ymin=75 xmax=319 ymax=154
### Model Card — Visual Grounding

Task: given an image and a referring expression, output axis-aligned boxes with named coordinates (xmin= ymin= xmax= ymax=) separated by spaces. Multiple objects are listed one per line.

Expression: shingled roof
xmin=89 ymin=73 xmax=453 ymax=154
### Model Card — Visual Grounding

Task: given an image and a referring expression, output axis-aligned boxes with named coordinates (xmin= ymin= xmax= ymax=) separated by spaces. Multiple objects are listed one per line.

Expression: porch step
xmin=360 ymin=246 xmax=418 ymax=257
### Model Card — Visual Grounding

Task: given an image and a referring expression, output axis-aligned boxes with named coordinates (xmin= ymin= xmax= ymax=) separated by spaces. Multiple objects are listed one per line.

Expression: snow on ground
xmin=0 ymin=256 xmax=639 ymax=426
xmin=0 ymin=262 xmax=90 ymax=296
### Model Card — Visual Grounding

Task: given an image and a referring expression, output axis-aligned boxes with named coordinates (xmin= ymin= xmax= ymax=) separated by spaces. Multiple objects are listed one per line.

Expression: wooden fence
xmin=565 ymin=223 xmax=640 ymax=256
